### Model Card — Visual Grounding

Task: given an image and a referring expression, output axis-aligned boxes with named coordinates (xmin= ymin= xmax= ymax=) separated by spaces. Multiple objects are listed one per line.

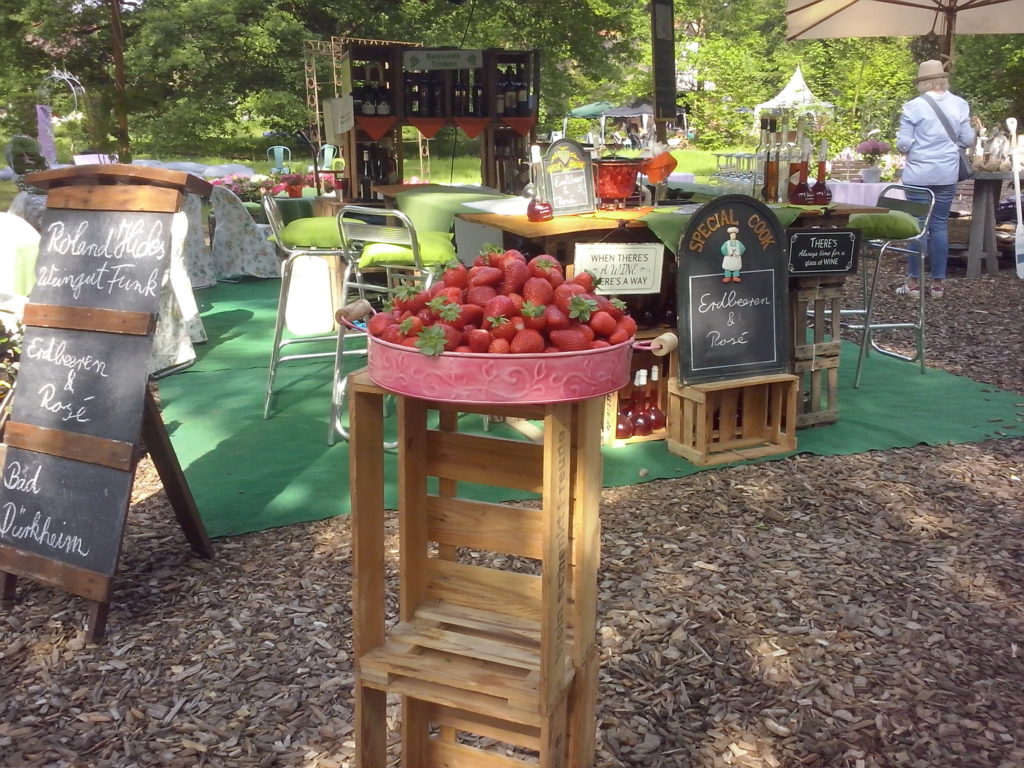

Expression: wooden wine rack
xmin=348 ymin=371 xmax=601 ymax=767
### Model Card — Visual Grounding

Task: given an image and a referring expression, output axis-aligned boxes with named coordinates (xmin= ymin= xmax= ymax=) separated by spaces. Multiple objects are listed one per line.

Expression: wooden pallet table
xmin=666 ymin=373 xmax=799 ymax=467
xmin=348 ymin=371 xmax=602 ymax=767
xmin=789 ymin=276 xmax=843 ymax=427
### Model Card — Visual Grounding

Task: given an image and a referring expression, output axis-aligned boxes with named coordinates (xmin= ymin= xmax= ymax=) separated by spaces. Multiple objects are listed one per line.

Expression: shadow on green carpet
xmin=158 ymin=280 xmax=1024 ymax=538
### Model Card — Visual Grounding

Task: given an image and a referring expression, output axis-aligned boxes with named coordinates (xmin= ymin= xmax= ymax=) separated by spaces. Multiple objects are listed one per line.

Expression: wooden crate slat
xmin=4 ymin=421 xmax=135 ymax=471
xmin=23 ymin=303 xmax=155 ymax=336
xmin=426 ymin=734 xmax=530 ymax=768
xmin=426 ymin=558 xmax=543 ymax=622
xmin=424 ymin=430 xmax=543 ymax=491
xmin=426 ymin=496 xmax=544 ymax=560
xmin=391 ymin=619 xmax=540 ymax=670
xmin=27 ymin=163 xmax=212 ymax=196
xmin=415 ymin=602 xmax=541 ymax=645
xmin=423 ymin=701 xmax=541 ymax=751
xmin=46 ymin=184 xmax=183 ymax=214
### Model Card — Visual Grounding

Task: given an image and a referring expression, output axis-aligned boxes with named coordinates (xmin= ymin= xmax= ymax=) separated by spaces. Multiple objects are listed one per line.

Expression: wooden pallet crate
xmin=789 ymin=276 xmax=844 ymax=427
xmin=666 ymin=374 xmax=798 ymax=466
xmin=348 ymin=372 xmax=603 ymax=767
xmin=601 ymin=340 xmax=675 ymax=446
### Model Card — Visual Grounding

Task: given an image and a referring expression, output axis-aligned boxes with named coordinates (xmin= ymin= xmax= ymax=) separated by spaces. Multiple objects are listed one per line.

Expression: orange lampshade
xmin=643 ymin=152 xmax=678 ymax=184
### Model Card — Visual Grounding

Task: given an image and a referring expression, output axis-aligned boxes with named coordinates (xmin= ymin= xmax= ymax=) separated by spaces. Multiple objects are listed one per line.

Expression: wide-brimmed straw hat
xmin=914 ymin=60 xmax=949 ymax=83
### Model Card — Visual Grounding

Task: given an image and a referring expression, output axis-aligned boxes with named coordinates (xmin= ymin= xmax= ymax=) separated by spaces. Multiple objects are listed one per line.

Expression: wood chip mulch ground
xmin=2 ymin=255 xmax=1022 ymax=768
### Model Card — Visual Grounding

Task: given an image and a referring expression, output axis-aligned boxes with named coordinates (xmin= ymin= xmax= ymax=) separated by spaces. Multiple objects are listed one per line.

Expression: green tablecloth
xmin=394 ymin=184 xmax=512 ymax=233
xmin=642 ymin=205 xmax=813 ymax=254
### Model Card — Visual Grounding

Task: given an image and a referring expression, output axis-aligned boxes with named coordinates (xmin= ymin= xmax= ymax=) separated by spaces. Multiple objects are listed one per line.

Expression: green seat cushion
xmin=359 ymin=230 xmax=455 ymax=268
xmin=848 ymin=210 xmax=922 ymax=240
xmin=279 ymin=217 xmax=341 ymax=248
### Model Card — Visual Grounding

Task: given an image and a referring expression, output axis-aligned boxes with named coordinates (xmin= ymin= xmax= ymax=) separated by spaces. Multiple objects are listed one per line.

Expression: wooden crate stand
xmin=666 ymin=374 xmax=798 ymax=466
xmin=789 ymin=276 xmax=843 ymax=428
xmin=601 ymin=339 xmax=676 ymax=446
xmin=348 ymin=371 xmax=602 ymax=768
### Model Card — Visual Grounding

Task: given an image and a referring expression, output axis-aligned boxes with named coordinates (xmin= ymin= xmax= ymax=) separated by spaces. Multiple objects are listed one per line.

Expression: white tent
xmin=752 ymin=65 xmax=833 ymax=130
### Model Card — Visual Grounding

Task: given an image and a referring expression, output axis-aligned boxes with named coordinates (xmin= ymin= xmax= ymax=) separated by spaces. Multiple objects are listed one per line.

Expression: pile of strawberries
xmin=366 ymin=248 xmax=637 ymax=355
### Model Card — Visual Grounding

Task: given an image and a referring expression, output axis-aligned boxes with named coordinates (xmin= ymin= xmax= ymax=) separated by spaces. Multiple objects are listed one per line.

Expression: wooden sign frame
xmin=0 ymin=164 xmax=214 ymax=642
xmin=541 ymin=138 xmax=596 ymax=217
xmin=676 ymin=194 xmax=790 ymax=385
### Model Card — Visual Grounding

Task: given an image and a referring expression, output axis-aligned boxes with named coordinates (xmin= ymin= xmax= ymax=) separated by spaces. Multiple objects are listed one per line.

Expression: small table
xmin=961 ymin=171 xmax=1016 ymax=278
xmin=827 ymin=181 xmax=890 ymax=207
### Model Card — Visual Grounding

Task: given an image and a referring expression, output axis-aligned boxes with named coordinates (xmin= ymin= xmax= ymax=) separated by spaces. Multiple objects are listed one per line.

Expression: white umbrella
xmin=786 ymin=0 xmax=1024 ymax=59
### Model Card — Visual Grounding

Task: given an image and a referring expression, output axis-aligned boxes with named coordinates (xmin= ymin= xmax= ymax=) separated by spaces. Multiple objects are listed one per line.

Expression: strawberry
xmin=503 ymin=249 xmax=526 ymax=263
xmin=543 ymin=346 xmax=560 ymax=354
xmin=522 ymin=276 xmax=554 ymax=306
xmin=441 ymin=260 xmax=469 ymax=289
xmin=483 ymin=295 xmax=517 ymax=321
xmin=415 ymin=325 xmax=448 ymax=356
xmin=570 ymin=270 xmax=600 ymax=292
xmin=510 ymin=328 xmax=545 ymax=354
xmin=367 ymin=312 xmax=398 ymax=337
xmin=607 ymin=327 xmax=630 ymax=345
xmin=595 ymin=295 xmax=626 ymax=320
xmin=416 ymin=308 xmax=434 ymax=327
xmin=437 ymin=323 xmax=462 ymax=351
xmin=543 ymin=305 xmax=571 ymax=331
xmin=429 ymin=297 xmax=462 ymax=326
xmin=455 ymin=345 xmax=473 ymax=353
xmin=548 ymin=326 xmax=592 ymax=352
xmin=457 ymin=303 xmax=484 ymax=329
xmin=381 ymin=324 xmax=404 ymax=345
xmin=488 ymin=338 xmax=511 ymax=354
xmin=587 ymin=310 xmax=618 ymax=339
xmin=399 ymin=315 xmax=424 ymax=338
xmin=469 ymin=265 xmax=503 ymax=287
xmin=401 ymin=336 xmax=420 ymax=348
xmin=553 ymin=282 xmax=586 ymax=314
xmin=520 ymin=301 xmax=546 ymax=331
xmin=467 ymin=327 xmax=493 ymax=353
xmin=567 ymin=294 xmax=599 ymax=323
xmin=617 ymin=315 xmax=638 ymax=338
xmin=590 ymin=339 xmax=611 ymax=348
xmin=527 ymin=255 xmax=561 ymax=279
xmin=508 ymin=293 xmax=524 ymax=314
xmin=502 ymin=259 xmax=531 ymax=296
xmin=487 ymin=315 xmax=519 ymax=341
xmin=465 ymin=285 xmax=498 ymax=307
xmin=393 ymin=286 xmax=429 ymax=314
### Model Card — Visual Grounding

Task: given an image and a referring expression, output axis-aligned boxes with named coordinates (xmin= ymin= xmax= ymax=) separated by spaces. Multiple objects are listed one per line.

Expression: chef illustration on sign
xmin=720 ymin=225 xmax=745 ymax=283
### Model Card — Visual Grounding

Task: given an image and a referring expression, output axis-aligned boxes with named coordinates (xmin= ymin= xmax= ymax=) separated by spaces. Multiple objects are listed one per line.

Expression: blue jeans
xmin=905 ymin=184 xmax=955 ymax=280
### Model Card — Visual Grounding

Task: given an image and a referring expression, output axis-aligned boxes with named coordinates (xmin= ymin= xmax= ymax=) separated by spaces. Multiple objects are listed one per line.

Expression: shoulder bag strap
xmin=920 ymin=93 xmax=963 ymax=148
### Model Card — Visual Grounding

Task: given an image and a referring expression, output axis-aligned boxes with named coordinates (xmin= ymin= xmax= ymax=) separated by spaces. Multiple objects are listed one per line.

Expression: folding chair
xmin=267 ymin=145 xmax=292 ymax=175
xmin=262 ymin=194 xmax=347 ymax=419
xmin=848 ymin=184 xmax=935 ymax=388
xmin=327 ymin=205 xmax=441 ymax=445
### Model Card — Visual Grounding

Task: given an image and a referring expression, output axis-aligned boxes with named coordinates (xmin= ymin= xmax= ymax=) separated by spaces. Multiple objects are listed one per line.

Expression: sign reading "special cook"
xmin=676 ymin=194 xmax=790 ymax=384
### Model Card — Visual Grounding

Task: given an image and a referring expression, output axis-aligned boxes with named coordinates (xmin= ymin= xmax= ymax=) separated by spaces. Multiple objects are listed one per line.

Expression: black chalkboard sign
xmin=31 ymin=208 xmax=169 ymax=313
xmin=676 ymin=194 xmax=790 ymax=384
xmin=787 ymin=229 xmax=859 ymax=276
xmin=0 ymin=447 xmax=132 ymax=575
xmin=541 ymin=139 xmax=595 ymax=216
xmin=14 ymin=328 xmax=153 ymax=443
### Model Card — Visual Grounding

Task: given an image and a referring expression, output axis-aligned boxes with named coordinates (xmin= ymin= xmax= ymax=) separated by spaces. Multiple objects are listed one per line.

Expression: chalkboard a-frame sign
xmin=676 ymin=194 xmax=791 ymax=385
xmin=541 ymin=138 xmax=596 ymax=217
xmin=0 ymin=164 xmax=214 ymax=641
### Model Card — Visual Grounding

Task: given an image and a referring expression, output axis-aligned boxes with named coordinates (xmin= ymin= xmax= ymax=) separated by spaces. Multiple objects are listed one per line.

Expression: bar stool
xmin=849 ymin=184 xmax=935 ymax=388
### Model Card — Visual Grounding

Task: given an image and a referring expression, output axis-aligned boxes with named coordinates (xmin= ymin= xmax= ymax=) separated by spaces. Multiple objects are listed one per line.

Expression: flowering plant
xmin=211 ymin=174 xmax=274 ymax=202
xmin=856 ymin=138 xmax=892 ymax=163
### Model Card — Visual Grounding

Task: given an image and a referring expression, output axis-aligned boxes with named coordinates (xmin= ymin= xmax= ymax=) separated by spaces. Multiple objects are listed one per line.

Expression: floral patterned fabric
xmin=183 ymin=192 xmax=216 ymax=289
xmin=150 ymin=211 xmax=207 ymax=376
xmin=211 ymin=186 xmax=282 ymax=281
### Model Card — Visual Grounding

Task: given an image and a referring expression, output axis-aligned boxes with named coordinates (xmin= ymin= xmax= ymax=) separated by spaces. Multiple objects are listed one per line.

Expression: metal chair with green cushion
xmin=327 ymin=205 xmax=444 ymax=446
xmin=847 ymin=183 xmax=935 ymax=388
xmin=261 ymin=194 xmax=348 ymax=419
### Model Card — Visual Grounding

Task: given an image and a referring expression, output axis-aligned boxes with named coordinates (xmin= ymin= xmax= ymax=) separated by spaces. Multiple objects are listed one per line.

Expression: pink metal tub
xmin=366 ymin=335 xmax=634 ymax=405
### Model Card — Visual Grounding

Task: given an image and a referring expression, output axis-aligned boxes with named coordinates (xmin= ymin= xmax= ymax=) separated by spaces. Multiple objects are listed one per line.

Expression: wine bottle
xmin=615 ymin=385 xmax=635 ymax=440
xmin=452 ymin=70 xmax=466 ymax=117
xmin=811 ymin=139 xmax=833 ymax=205
xmin=647 ymin=366 xmax=667 ymax=431
xmin=787 ymin=117 xmax=805 ymax=200
xmin=762 ymin=129 xmax=780 ymax=204
xmin=752 ymin=121 xmax=769 ymax=197
xmin=789 ymin=138 xmax=814 ymax=205
xmin=359 ymin=148 xmax=373 ymax=199
xmin=503 ymin=67 xmax=516 ymax=118
xmin=375 ymin=79 xmax=391 ymax=116
xmin=429 ymin=71 xmax=444 ymax=117
xmin=630 ymin=369 xmax=652 ymax=437
xmin=516 ymin=66 xmax=529 ymax=116
xmin=472 ymin=68 xmax=485 ymax=117
xmin=360 ymin=82 xmax=377 ymax=116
